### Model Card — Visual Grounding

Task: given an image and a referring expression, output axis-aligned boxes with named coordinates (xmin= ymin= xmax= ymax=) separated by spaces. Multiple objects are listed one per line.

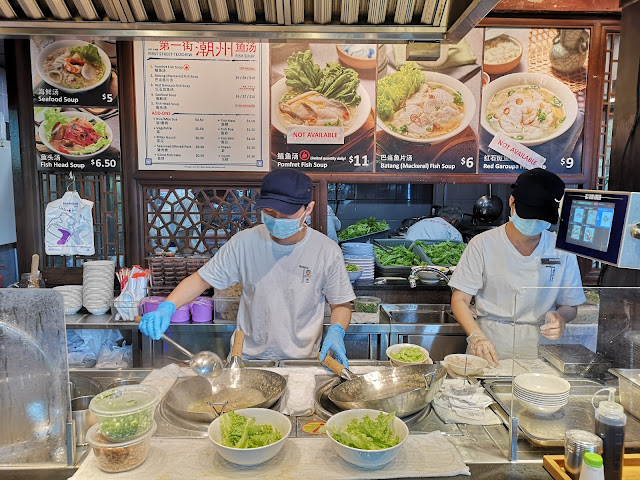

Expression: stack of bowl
xmin=53 ymin=285 xmax=83 ymax=314
xmin=342 ymin=243 xmax=375 ymax=280
xmin=513 ymin=373 xmax=570 ymax=416
xmin=82 ymin=260 xmax=115 ymax=315
xmin=87 ymin=385 xmax=160 ymax=473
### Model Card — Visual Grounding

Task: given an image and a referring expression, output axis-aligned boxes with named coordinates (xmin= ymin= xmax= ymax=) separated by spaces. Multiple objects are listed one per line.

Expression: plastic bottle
xmin=593 ymin=387 xmax=626 ymax=480
xmin=578 ymin=452 xmax=605 ymax=480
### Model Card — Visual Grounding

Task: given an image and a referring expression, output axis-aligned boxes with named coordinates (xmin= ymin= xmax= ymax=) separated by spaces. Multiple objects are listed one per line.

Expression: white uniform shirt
xmin=448 ymin=225 xmax=585 ymax=358
xmin=405 ymin=217 xmax=463 ymax=242
xmin=198 ymin=224 xmax=355 ymax=360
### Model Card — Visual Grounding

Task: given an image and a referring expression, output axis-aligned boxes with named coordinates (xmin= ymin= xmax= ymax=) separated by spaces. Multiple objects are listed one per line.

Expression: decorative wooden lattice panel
xmin=528 ymin=28 xmax=589 ymax=94
xmin=144 ymin=187 xmax=261 ymax=257
xmin=597 ymin=31 xmax=620 ymax=191
xmin=40 ymin=173 xmax=125 ymax=269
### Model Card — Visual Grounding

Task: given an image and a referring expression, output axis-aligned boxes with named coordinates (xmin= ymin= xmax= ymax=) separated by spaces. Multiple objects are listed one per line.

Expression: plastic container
xmin=386 ymin=344 xmax=432 ymax=367
xmin=609 ymin=368 xmax=640 ymax=420
xmin=353 ymin=296 xmax=381 ymax=313
xmin=564 ymin=429 xmax=603 ymax=480
xmin=87 ymin=421 xmax=157 ymax=473
xmin=170 ymin=304 xmax=191 ymax=324
xmin=578 ymin=452 xmax=605 ymax=480
xmin=213 ymin=296 xmax=240 ymax=322
xmin=140 ymin=296 xmax=165 ymax=314
xmin=190 ymin=296 xmax=213 ymax=323
xmin=89 ymin=385 xmax=160 ymax=442
xmin=593 ymin=387 xmax=626 ymax=480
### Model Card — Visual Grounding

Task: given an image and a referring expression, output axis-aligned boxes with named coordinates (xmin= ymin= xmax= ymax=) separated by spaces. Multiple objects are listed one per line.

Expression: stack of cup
xmin=53 ymin=285 xmax=83 ymax=314
xmin=82 ymin=261 xmax=115 ymax=315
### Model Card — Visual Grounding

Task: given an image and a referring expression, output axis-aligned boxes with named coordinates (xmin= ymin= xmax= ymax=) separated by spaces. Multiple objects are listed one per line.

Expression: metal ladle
xmin=135 ymin=316 xmax=223 ymax=378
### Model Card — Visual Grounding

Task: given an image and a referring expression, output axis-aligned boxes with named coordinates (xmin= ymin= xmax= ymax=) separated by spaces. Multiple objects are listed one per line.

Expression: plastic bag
xmin=45 ymin=191 xmax=95 ymax=256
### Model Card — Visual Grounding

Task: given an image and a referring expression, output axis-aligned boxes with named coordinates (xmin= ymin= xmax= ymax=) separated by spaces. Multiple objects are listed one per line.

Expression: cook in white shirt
xmin=449 ymin=169 xmax=585 ymax=365
xmin=139 ymin=169 xmax=356 ymax=366
xmin=405 ymin=206 xmax=463 ymax=242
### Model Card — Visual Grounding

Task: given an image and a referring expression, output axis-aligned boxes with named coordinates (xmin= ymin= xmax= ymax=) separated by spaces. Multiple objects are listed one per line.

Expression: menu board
xmin=376 ymin=29 xmax=483 ymax=174
xmin=478 ymin=28 xmax=587 ymax=175
xmin=135 ymin=40 xmax=269 ymax=171
xmin=31 ymin=37 xmax=121 ymax=172
xmin=270 ymin=44 xmax=376 ymax=173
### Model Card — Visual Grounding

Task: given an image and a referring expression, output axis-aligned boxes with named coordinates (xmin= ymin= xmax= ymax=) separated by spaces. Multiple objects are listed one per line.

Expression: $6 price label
xmin=460 ymin=157 xmax=474 ymax=168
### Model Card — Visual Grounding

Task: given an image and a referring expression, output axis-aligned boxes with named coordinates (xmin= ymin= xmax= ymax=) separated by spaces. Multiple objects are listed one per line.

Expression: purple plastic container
xmin=170 ymin=304 xmax=191 ymax=324
xmin=140 ymin=296 xmax=165 ymax=315
xmin=190 ymin=297 xmax=213 ymax=323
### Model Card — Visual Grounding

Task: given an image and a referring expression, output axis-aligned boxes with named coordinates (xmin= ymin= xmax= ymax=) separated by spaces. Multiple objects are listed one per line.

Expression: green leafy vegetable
xmin=98 ymin=410 xmax=154 ymax=441
xmin=331 ymin=412 xmax=400 ymax=450
xmin=537 ymin=109 xmax=547 ymax=122
xmin=416 ymin=241 xmax=466 ymax=266
xmin=390 ymin=347 xmax=427 ymax=363
xmin=399 ymin=125 xmax=408 ymax=133
xmin=354 ymin=299 xmax=379 ymax=313
xmin=346 ymin=263 xmax=359 ymax=272
xmin=377 ymin=63 xmax=425 ymax=121
xmin=70 ymin=44 xmax=102 ymax=65
xmin=338 ymin=217 xmax=389 ymax=241
xmin=219 ymin=411 xmax=283 ymax=449
xmin=374 ymin=245 xmax=424 ymax=267
xmin=283 ymin=51 xmax=361 ymax=106
xmin=551 ymin=96 xmax=563 ymax=107
xmin=42 ymin=107 xmax=69 ymax=142
xmin=454 ymin=91 xmax=464 ymax=106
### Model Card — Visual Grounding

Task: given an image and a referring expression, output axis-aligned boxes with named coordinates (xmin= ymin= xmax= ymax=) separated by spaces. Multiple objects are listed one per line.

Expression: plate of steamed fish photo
xmin=480 ymin=72 xmax=578 ymax=146
xmin=36 ymin=40 xmax=111 ymax=93
xmin=376 ymin=64 xmax=476 ymax=145
xmin=271 ymin=50 xmax=371 ymax=138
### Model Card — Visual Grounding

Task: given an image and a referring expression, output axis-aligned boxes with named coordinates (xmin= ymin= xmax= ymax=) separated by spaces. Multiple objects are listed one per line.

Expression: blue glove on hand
xmin=319 ymin=324 xmax=349 ymax=369
xmin=139 ymin=301 xmax=176 ymax=340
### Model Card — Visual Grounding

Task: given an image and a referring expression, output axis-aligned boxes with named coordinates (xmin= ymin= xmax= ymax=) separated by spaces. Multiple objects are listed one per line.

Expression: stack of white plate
xmin=342 ymin=243 xmax=375 ymax=280
xmin=53 ymin=285 xmax=83 ymax=315
xmin=82 ymin=260 xmax=115 ymax=315
xmin=513 ymin=373 xmax=570 ymax=416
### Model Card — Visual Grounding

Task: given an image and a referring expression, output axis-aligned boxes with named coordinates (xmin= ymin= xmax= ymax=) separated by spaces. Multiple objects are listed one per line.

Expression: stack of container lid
xmin=341 ymin=242 xmax=375 ymax=280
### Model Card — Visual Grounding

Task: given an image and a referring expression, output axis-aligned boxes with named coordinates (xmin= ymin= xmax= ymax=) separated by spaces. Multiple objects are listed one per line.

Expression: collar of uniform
xmin=500 ymin=224 xmax=547 ymax=263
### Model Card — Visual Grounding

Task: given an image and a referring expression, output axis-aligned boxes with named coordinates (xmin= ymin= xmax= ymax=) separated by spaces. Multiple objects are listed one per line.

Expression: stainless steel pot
xmin=322 ymin=356 xmax=446 ymax=417
xmin=71 ymin=395 xmax=97 ymax=446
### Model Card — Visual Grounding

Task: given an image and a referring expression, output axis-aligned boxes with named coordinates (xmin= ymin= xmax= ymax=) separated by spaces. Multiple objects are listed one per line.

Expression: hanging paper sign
xmin=488 ymin=133 xmax=546 ymax=170
xmin=45 ymin=191 xmax=95 ymax=256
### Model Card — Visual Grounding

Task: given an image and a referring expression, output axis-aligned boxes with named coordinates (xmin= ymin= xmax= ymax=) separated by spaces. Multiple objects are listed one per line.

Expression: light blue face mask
xmin=510 ymin=209 xmax=551 ymax=236
xmin=261 ymin=210 xmax=306 ymax=239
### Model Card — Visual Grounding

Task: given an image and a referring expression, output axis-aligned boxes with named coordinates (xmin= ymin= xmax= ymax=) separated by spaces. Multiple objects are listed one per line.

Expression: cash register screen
xmin=564 ymin=200 xmax=615 ymax=252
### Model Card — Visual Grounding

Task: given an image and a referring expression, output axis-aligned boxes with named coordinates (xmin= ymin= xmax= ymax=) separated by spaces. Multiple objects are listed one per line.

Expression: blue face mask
xmin=261 ymin=210 xmax=306 ymax=239
xmin=510 ymin=210 xmax=551 ymax=236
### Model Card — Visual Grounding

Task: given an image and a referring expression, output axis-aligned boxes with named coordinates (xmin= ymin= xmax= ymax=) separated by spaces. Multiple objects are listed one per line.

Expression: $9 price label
xmin=560 ymin=157 xmax=574 ymax=168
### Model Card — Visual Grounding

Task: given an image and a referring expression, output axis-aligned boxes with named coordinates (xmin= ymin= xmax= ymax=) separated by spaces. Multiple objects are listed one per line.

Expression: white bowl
xmin=347 ymin=269 xmax=363 ymax=283
xmin=39 ymin=109 xmax=113 ymax=161
xmin=417 ymin=266 xmax=450 ymax=283
xmin=480 ymin=72 xmax=578 ymax=146
xmin=514 ymin=373 xmax=570 ymax=395
xmin=516 ymin=396 xmax=567 ymax=416
xmin=386 ymin=344 xmax=431 ymax=367
xmin=377 ymin=71 xmax=476 ymax=145
xmin=207 ymin=408 xmax=291 ymax=466
xmin=444 ymin=354 xmax=488 ymax=376
xmin=271 ymin=77 xmax=371 ymax=137
xmin=36 ymin=40 xmax=111 ymax=93
xmin=325 ymin=409 xmax=408 ymax=469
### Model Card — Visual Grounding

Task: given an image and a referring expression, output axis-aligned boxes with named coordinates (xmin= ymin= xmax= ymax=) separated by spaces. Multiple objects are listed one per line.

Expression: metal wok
xmin=322 ymin=356 xmax=446 ymax=418
xmin=165 ymin=331 xmax=286 ymax=423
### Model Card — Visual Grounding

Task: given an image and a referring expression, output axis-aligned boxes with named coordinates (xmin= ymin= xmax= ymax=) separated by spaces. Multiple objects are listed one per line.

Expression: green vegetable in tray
xmin=389 ymin=347 xmax=426 ymax=363
xmin=373 ymin=245 xmax=424 ymax=267
xmin=354 ymin=300 xmax=379 ymax=313
xmin=331 ymin=412 xmax=400 ymax=450
xmin=337 ymin=217 xmax=389 ymax=241
xmin=219 ymin=411 xmax=283 ymax=449
xmin=346 ymin=263 xmax=359 ymax=272
xmin=377 ymin=63 xmax=425 ymax=121
xmin=98 ymin=409 xmax=154 ymax=441
xmin=417 ymin=240 xmax=466 ymax=266
xmin=283 ymin=51 xmax=361 ymax=106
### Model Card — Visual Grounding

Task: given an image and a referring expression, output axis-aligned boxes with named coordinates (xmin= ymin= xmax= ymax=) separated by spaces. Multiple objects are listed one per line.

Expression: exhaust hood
xmin=0 ymin=0 xmax=498 ymax=42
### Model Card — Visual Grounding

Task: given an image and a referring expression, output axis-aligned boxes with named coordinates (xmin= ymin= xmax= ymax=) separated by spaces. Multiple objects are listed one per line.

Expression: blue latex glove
xmin=139 ymin=301 xmax=176 ymax=340
xmin=319 ymin=324 xmax=349 ymax=369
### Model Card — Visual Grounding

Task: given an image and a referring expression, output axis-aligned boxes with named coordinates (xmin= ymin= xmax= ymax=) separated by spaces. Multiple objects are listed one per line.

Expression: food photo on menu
xmin=31 ymin=38 xmax=118 ymax=109
xmin=375 ymin=28 xmax=483 ymax=174
xmin=479 ymin=27 xmax=588 ymax=174
xmin=270 ymin=43 xmax=376 ymax=172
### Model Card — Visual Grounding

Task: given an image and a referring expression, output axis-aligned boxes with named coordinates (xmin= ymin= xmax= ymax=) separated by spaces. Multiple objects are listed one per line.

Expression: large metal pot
xmin=322 ymin=356 xmax=446 ymax=417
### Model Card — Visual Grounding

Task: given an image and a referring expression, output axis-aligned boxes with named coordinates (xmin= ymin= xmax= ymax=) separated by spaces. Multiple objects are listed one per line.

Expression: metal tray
xmin=338 ymin=228 xmax=390 ymax=245
xmin=484 ymin=378 xmax=640 ymax=447
xmin=372 ymin=239 xmax=430 ymax=277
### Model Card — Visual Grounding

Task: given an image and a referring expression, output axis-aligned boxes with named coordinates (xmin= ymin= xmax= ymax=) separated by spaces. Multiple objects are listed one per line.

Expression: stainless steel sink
xmin=380 ymin=304 xmax=457 ymax=324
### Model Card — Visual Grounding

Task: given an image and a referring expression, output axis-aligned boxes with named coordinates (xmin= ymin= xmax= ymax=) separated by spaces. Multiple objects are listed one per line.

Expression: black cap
xmin=256 ymin=169 xmax=313 ymax=215
xmin=511 ymin=168 xmax=565 ymax=224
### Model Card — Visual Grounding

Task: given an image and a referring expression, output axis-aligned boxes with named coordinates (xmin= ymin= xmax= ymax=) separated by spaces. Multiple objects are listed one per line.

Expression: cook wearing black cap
xmin=448 ymin=169 xmax=586 ymax=366
xmin=139 ymin=169 xmax=355 ymax=364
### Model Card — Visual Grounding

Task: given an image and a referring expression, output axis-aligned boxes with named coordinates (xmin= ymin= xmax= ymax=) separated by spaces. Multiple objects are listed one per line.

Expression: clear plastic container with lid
xmin=89 ymin=385 xmax=161 ymax=442
xmin=353 ymin=296 xmax=381 ymax=313
xmin=87 ymin=420 xmax=157 ymax=472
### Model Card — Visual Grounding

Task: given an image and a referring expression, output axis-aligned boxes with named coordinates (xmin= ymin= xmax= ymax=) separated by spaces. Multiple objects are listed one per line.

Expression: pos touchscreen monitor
xmin=556 ymin=189 xmax=640 ymax=268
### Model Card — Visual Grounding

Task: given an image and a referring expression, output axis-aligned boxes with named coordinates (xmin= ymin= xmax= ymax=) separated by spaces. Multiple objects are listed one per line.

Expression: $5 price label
xmin=101 ymin=93 xmax=114 ymax=103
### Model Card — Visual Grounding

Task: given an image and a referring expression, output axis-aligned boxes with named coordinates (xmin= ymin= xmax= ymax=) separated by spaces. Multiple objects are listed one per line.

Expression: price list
xmin=135 ymin=40 xmax=269 ymax=171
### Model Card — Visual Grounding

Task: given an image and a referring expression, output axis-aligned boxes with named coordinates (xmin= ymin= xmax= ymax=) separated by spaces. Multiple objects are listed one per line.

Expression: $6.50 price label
xmin=91 ymin=158 xmax=117 ymax=168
